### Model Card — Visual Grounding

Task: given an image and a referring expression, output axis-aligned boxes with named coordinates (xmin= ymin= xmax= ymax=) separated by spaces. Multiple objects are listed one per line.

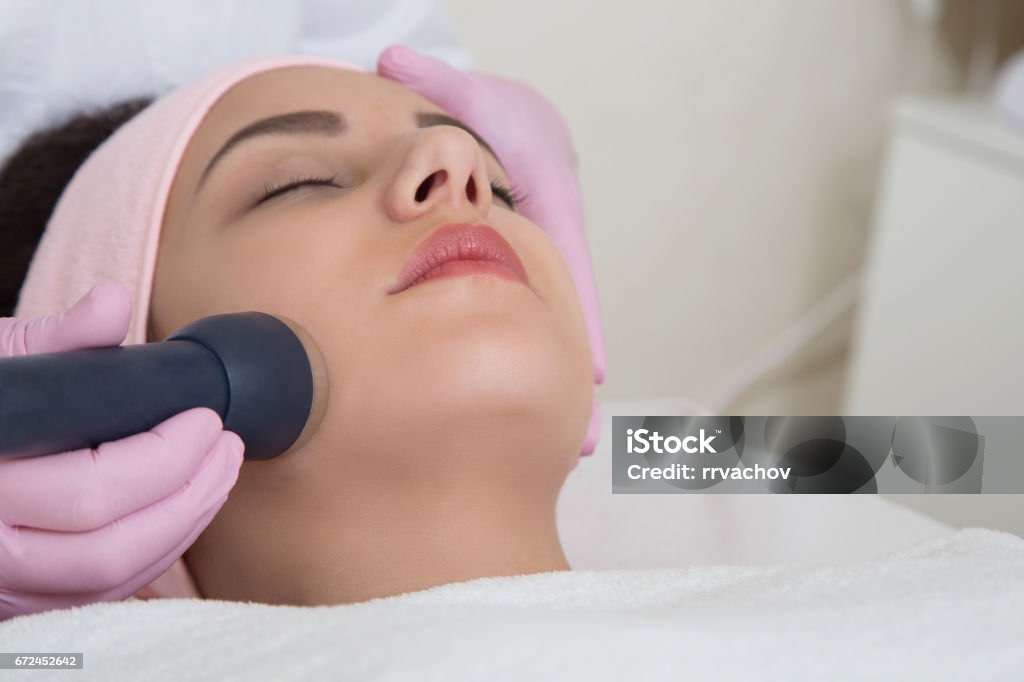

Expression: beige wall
xmin=442 ymin=0 xmax=1023 ymax=537
xmin=443 ymin=0 xmax=914 ymax=412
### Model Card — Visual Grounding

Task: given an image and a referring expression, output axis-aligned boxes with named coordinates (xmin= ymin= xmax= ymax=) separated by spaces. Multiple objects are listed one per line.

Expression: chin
xmin=334 ymin=317 xmax=592 ymax=478
xmin=431 ymin=309 xmax=586 ymax=402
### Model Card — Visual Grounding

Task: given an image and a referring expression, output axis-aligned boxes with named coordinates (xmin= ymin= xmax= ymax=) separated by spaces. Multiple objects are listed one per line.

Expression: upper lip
xmin=387 ymin=222 xmax=530 ymax=295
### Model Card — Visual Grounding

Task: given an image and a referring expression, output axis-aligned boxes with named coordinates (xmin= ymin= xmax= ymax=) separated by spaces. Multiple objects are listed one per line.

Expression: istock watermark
xmin=626 ymin=428 xmax=719 ymax=454
xmin=612 ymin=416 xmax=1024 ymax=494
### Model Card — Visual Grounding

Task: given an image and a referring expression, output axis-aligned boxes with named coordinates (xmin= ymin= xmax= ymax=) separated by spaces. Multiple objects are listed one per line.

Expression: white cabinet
xmin=843 ymin=96 xmax=1024 ymax=414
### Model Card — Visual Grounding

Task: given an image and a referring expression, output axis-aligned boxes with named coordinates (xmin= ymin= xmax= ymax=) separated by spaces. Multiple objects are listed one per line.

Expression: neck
xmin=185 ymin=427 xmax=580 ymax=606
xmin=307 ymin=501 xmax=573 ymax=602
xmin=205 ymin=479 xmax=572 ymax=606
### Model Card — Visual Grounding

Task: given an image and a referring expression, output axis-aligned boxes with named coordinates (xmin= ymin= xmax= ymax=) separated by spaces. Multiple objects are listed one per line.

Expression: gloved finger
xmin=0 ymin=432 xmax=240 ymax=594
xmin=577 ymin=262 xmax=607 ymax=386
xmin=377 ymin=44 xmax=481 ymax=122
xmin=0 ymin=501 xmax=220 ymax=617
xmin=0 ymin=407 xmax=231 ymax=531
xmin=571 ymin=263 xmax=607 ymax=387
xmin=89 ymin=500 xmax=218 ymax=602
xmin=0 ymin=279 xmax=131 ymax=358
xmin=581 ymin=392 xmax=601 ymax=457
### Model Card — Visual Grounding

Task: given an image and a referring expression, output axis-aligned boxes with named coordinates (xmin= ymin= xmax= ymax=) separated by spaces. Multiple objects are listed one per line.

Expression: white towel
xmin=2 ymin=527 xmax=1021 ymax=681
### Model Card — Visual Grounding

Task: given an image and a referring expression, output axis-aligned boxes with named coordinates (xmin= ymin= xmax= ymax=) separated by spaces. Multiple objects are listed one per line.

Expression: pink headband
xmin=13 ymin=54 xmax=365 ymax=601
xmin=15 ymin=54 xmax=366 ymax=344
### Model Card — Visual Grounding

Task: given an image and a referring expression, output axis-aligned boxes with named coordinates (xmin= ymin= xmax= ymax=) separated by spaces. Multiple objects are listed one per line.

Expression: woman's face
xmin=148 ymin=66 xmax=593 ymax=599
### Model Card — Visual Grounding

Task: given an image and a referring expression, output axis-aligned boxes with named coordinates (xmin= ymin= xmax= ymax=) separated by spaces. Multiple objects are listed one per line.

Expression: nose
xmin=384 ymin=126 xmax=493 ymax=223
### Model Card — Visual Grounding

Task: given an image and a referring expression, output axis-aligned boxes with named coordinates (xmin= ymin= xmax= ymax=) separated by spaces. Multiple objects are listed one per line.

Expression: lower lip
xmin=404 ymin=259 xmax=527 ymax=291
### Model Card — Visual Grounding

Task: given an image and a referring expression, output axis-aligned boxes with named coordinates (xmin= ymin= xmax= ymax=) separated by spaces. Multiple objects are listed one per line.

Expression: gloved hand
xmin=0 ymin=279 xmax=241 ymax=620
xmin=378 ymin=44 xmax=607 ymax=456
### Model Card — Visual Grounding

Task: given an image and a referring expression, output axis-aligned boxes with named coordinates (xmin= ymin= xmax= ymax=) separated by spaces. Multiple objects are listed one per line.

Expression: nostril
xmin=415 ymin=170 xmax=447 ymax=203
xmin=465 ymin=175 xmax=477 ymax=203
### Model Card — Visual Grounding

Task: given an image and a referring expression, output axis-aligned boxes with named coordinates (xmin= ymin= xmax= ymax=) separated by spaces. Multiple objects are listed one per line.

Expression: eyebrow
xmin=195 ymin=109 xmax=505 ymax=194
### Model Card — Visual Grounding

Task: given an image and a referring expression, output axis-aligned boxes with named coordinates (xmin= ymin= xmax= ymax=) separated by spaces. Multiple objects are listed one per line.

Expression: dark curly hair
xmin=0 ymin=97 xmax=153 ymax=317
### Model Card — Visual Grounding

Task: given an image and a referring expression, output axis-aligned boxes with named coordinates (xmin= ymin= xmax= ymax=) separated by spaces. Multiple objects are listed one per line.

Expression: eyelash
xmin=492 ymin=181 xmax=528 ymax=210
xmin=255 ymin=174 xmax=339 ymax=206
xmin=254 ymin=174 xmax=528 ymax=211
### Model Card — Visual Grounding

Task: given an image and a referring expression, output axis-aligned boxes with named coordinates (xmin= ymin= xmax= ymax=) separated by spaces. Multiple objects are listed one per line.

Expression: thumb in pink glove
xmin=378 ymin=44 xmax=606 ymax=455
xmin=0 ymin=280 xmax=240 ymax=620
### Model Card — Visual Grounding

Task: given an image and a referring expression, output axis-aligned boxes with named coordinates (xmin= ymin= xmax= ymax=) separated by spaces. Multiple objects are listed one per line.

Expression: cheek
xmin=161 ymin=207 xmax=373 ymax=328
xmin=525 ymin=228 xmax=593 ymax=369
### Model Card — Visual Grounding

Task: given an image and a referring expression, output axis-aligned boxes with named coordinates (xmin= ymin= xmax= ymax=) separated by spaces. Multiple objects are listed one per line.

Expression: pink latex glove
xmin=378 ymin=44 xmax=607 ymax=456
xmin=0 ymin=279 xmax=242 ymax=620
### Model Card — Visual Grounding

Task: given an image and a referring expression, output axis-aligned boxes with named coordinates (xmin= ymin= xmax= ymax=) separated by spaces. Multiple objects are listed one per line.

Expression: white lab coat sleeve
xmin=294 ymin=0 xmax=473 ymax=71
xmin=0 ymin=0 xmax=471 ymax=164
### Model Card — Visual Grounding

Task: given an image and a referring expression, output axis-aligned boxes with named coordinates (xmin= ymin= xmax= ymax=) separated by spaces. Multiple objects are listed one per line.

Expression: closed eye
xmin=489 ymin=180 xmax=525 ymax=211
xmin=253 ymin=174 xmax=527 ymax=211
xmin=253 ymin=174 xmax=340 ymax=207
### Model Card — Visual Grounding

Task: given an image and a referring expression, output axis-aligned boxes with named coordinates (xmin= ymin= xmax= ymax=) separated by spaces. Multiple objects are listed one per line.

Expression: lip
xmin=387 ymin=223 xmax=530 ymax=295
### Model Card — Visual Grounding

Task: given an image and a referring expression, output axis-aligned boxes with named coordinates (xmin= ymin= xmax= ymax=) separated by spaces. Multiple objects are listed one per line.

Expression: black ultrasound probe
xmin=0 ymin=312 xmax=329 ymax=461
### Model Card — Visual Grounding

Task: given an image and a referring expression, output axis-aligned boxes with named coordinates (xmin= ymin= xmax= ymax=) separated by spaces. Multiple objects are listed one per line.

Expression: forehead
xmin=210 ymin=66 xmax=439 ymax=128
xmin=179 ymin=66 xmax=445 ymax=181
